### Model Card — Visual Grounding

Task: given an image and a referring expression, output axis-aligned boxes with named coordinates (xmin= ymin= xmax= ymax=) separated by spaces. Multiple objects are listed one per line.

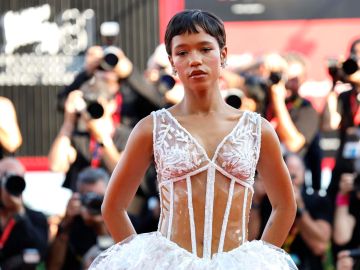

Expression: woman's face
xmin=169 ymin=27 xmax=226 ymax=92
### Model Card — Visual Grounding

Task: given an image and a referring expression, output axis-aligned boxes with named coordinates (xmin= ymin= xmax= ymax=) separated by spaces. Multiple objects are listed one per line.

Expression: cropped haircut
xmin=349 ymin=38 xmax=360 ymax=58
xmin=164 ymin=9 xmax=226 ymax=56
xmin=76 ymin=167 xmax=110 ymax=189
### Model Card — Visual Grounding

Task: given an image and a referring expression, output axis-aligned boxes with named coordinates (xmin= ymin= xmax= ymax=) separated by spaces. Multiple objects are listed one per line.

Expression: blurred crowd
xmin=0 ymin=20 xmax=360 ymax=270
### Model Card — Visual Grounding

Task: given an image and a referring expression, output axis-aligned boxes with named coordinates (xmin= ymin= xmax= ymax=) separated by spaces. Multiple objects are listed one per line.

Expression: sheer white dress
xmin=90 ymin=109 xmax=298 ymax=270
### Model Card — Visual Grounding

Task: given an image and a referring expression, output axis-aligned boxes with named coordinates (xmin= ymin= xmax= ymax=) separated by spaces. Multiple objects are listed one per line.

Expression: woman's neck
xmin=179 ymin=85 xmax=226 ymax=115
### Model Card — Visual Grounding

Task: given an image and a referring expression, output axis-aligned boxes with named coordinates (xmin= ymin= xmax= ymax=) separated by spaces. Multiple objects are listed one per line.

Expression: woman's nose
xmin=189 ymin=52 xmax=202 ymax=66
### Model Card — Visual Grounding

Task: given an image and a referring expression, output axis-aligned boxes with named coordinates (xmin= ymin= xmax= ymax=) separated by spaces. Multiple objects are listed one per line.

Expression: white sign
xmin=3 ymin=4 xmax=95 ymax=55
xmin=0 ymin=5 xmax=95 ymax=85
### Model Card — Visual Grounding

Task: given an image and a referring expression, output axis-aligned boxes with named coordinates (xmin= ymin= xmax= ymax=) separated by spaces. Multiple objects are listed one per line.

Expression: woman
xmin=90 ymin=9 xmax=297 ymax=269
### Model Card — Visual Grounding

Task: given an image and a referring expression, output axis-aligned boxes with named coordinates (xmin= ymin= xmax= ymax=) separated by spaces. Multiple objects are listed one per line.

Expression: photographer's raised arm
xmin=113 ymin=48 xmax=133 ymax=80
xmin=48 ymin=91 xmax=80 ymax=172
xmin=0 ymin=97 xmax=22 ymax=153
xmin=321 ymin=88 xmax=341 ymax=132
xmin=270 ymin=84 xmax=306 ymax=153
xmin=101 ymin=115 xmax=153 ymax=243
xmin=333 ymin=173 xmax=357 ymax=246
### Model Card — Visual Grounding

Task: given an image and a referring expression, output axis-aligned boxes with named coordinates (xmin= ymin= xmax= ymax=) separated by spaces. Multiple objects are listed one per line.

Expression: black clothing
xmin=287 ymin=97 xmax=322 ymax=190
xmin=57 ymin=67 xmax=165 ymax=120
xmin=61 ymin=216 xmax=99 ymax=270
xmin=62 ymin=125 xmax=131 ymax=191
xmin=287 ymin=192 xmax=332 ymax=270
xmin=57 ymin=71 xmax=92 ymax=111
xmin=60 ymin=214 xmax=139 ymax=270
xmin=259 ymin=190 xmax=332 ymax=270
xmin=0 ymin=208 xmax=48 ymax=269
xmin=266 ymin=96 xmax=322 ymax=190
xmin=327 ymin=87 xmax=360 ymax=201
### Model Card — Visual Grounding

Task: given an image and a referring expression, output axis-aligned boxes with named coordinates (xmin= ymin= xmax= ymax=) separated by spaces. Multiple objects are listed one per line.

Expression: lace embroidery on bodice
xmin=152 ymin=108 xmax=262 ymax=259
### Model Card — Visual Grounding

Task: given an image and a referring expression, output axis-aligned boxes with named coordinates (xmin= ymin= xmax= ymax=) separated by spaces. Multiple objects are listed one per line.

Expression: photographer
xmin=265 ymin=53 xmax=322 ymax=190
xmin=326 ymin=39 xmax=360 ymax=204
xmin=0 ymin=158 xmax=48 ymax=270
xmin=58 ymin=24 xmax=166 ymax=128
xmin=47 ymin=167 xmax=113 ymax=270
xmin=332 ymin=168 xmax=360 ymax=267
xmin=0 ymin=97 xmax=22 ymax=159
xmin=249 ymin=153 xmax=332 ymax=270
xmin=48 ymin=74 xmax=131 ymax=191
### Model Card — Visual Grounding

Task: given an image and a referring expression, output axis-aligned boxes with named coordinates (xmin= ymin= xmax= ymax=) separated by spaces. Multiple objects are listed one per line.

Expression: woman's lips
xmin=189 ymin=70 xmax=207 ymax=79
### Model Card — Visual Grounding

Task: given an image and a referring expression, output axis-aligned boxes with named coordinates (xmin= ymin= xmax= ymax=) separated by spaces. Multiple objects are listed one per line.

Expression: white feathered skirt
xmin=89 ymin=232 xmax=298 ymax=270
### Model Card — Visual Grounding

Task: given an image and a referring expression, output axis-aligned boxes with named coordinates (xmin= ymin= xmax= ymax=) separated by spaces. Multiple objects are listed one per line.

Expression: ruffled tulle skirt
xmin=89 ymin=232 xmax=298 ymax=270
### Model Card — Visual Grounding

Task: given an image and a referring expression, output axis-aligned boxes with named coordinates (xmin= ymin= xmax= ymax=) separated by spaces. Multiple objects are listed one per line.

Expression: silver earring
xmin=172 ymin=68 xmax=177 ymax=76
xmin=221 ymin=61 xmax=227 ymax=68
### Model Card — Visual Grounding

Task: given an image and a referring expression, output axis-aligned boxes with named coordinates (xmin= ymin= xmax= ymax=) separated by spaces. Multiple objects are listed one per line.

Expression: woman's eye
xmin=202 ymin=47 xmax=212 ymax=52
xmin=176 ymin=51 xmax=187 ymax=56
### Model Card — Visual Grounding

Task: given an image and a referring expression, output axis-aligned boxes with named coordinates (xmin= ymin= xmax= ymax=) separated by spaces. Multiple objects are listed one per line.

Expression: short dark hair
xmin=349 ymin=38 xmax=360 ymax=58
xmin=77 ymin=167 xmax=110 ymax=189
xmin=164 ymin=9 xmax=226 ymax=56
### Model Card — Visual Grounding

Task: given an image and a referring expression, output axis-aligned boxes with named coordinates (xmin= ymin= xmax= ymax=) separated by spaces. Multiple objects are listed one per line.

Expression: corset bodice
xmin=152 ymin=109 xmax=261 ymax=259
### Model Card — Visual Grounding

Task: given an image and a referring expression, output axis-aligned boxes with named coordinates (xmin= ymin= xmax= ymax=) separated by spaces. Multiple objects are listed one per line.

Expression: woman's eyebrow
xmin=173 ymin=41 xmax=214 ymax=50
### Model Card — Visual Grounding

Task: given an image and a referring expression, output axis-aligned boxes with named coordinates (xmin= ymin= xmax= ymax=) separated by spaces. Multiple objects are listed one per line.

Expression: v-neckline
xmin=162 ymin=109 xmax=248 ymax=162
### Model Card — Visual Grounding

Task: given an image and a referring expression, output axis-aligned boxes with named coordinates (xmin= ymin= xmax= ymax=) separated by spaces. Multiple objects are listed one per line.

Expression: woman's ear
xmin=220 ymin=46 xmax=228 ymax=66
xmin=168 ymin=55 xmax=177 ymax=75
xmin=168 ymin=55 xmax=174 ymax=67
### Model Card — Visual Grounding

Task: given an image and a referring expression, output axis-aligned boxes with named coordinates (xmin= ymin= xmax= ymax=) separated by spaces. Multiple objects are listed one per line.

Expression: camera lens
xmin=158 ymin=74 xmax=176 ymax=93
xmin=225 ymin=94 xmax=242 ymax=109
xmin=87 ymin=101 xmax=104 ymax=119
xmin=342 ymin=58 xmax=358 ymax=75
xmin=81 ymin=192 xmax=104 ymax=215
xmin=4 ymin=175 xmax=26 ymax=196
xmin=101 ymin=53 xmax=119 ymax=70
xmin=269 ymin=71 xmax=282 ymax=85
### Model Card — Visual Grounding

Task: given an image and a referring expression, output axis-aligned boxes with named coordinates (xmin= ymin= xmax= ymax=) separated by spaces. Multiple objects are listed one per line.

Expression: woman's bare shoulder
xmin=260 ymin=116 xmax=277 ymax=138
xmin=131 ymin=113 xmax=154 ymax=139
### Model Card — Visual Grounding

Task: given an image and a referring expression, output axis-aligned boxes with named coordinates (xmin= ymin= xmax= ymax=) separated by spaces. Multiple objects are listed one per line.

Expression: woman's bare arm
xmin=256 ymin=118 xmax=296 ymax=247
xmin=101 ymin=115 xmax=154 ymax=243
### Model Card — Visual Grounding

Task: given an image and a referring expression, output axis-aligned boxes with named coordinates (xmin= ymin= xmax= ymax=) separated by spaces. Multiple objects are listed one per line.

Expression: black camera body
xmin=97 ymin=46 xmax=119 ymax=71
xmin=327 ymin=57 xmax=359 ymax=82
xmin=1 ymin=174 xmax=26 ymax=196
xmin=80 ymin=192 xmax=104 ymax=215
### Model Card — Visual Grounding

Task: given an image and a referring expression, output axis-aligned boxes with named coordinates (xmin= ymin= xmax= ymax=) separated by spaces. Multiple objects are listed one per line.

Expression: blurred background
xmin=1 ymin=1 xmax=360 ymax=269
xmin=0 ymin=0 xmax=358 ymax=229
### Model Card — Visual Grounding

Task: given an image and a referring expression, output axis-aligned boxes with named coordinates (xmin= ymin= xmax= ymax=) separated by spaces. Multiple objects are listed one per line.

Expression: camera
xmin=97 ymin=46 xmax=120 ymax=71
xmin=1 ymin=174 xmax=26 ymax=196
xmin=222 ymin=88 xmax=243 ymax=109
xmin=268 ymin=71 xmax=283 ymax=85
xmin=156 ymin=70 xmax=176 ymax=94
xmin=327 ymin=57 xmax=359 ymax=82
xmin=79 ymin=75 xmax=117 ymax=119
xmin=83 ymin=98 xmax=104 ymax=119
xmin=80 ymin=192 xmax=104 ymax=215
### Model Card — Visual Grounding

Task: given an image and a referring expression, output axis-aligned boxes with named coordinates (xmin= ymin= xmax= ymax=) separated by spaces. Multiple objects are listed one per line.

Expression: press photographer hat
xmin=100 ymin=21 xmax=120 ymax=37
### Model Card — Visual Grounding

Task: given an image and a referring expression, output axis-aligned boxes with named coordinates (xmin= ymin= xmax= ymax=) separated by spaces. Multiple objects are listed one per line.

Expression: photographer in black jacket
xmin=0 ymin=158 xmax=48 ymax=270
xmin=47 ymin=167 xmax=113 ymax=270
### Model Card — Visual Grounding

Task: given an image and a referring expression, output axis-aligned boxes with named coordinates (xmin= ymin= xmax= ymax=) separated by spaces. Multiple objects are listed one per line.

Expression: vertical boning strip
xmin=241 ymin=187 xmax=249 ymax=244
xmin=203 ymin=163 xmax=216 ymax=259
xmin=167 ymin=181 xmax=174 ymax=239
xmin=218 ymin=178 xmax=235 ymax=253
xmin=186 ymin=176 xmax=197 ymax=256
